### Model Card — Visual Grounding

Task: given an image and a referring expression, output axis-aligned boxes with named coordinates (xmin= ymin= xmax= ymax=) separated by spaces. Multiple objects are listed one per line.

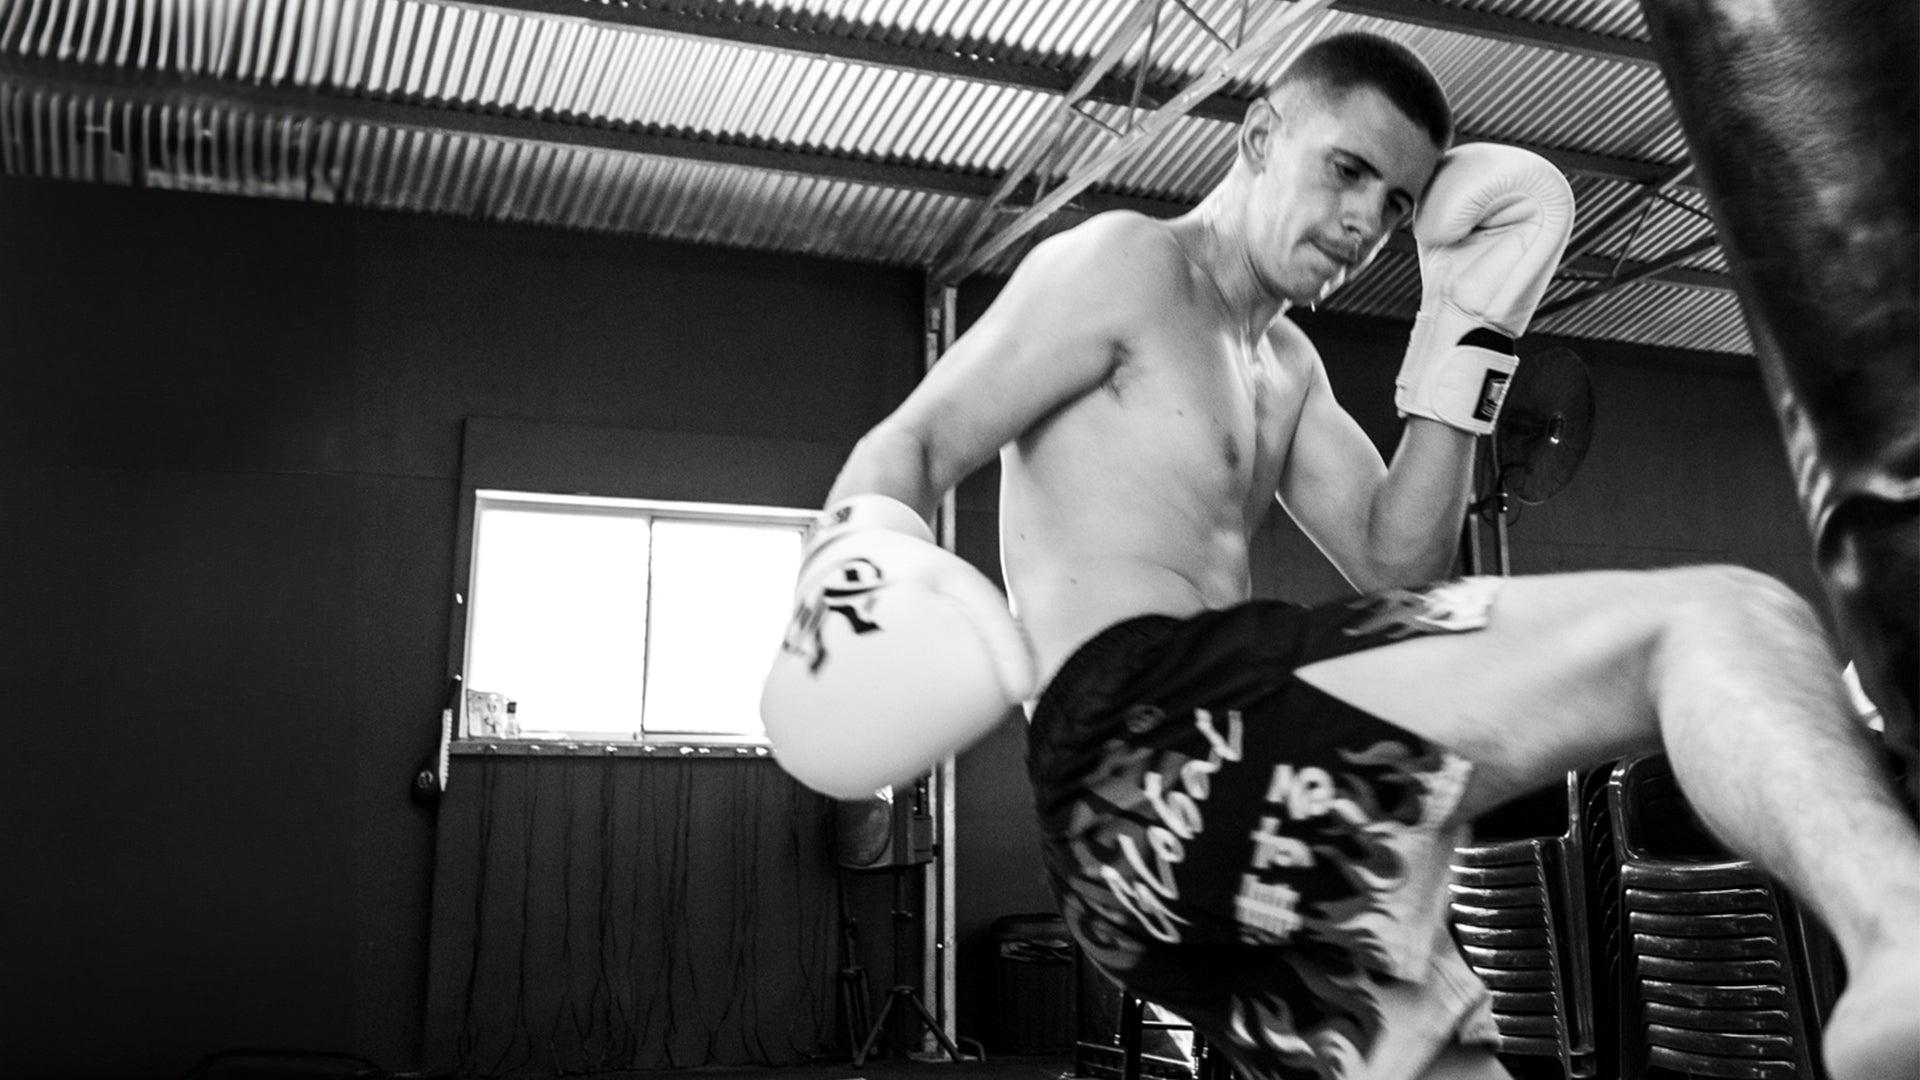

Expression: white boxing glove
xmin=1396 ymin=143 xmax=1575 ymax=435
xmin=759 ymin=494 xmax=1037 ymax=799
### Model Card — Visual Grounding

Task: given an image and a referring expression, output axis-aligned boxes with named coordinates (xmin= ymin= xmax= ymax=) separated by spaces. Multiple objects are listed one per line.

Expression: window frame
xmin=455 ymin=487 xmax=813 ymax=750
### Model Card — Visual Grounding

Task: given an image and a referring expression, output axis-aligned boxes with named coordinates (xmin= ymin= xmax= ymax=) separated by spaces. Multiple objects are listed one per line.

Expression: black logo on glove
xmin=783 ymin=557 xmax=885 ymax=673
xmin=1474 ymin=369 xmax=1510 ymax=423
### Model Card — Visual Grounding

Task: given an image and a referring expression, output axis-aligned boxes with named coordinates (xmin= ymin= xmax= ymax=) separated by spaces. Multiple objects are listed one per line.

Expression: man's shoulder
xmin=1066 ymin=208 xmax=1176 ymax=242
xmin=1017 ymin=211 xmax=1193 ymax=311
xmin=1263 ymin=311 xmax=1324 ymax=370
xmin=1264 ymin=311 xmax=1313 ymax=349
xmin=1035 ymin=210 xmax=1186 ymax=270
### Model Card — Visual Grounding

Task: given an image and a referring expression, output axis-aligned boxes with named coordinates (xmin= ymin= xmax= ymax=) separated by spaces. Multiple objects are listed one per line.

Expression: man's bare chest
xmin=1131 ymin=329 xmax=1302 ymax=461
xmin=1093 ymin=327 xmax=1308 ymax=520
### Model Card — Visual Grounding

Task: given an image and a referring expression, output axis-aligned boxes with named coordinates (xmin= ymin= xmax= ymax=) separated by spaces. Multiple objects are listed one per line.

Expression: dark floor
xmin=185 ymin=1050 xmax=1083 ymax=1080
xmin=459 ymin=1052 xmax=1082 ymax=1080
xmin=607 ymin=1053 xmax=1083 ymax=1080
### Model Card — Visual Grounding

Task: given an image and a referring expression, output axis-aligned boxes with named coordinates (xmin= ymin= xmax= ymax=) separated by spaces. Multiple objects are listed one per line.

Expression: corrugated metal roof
xmin=1419 ymin=33 xmax=1680 ymax=160
xmin=1322 ymin=243 xmax=1749 ymax=355
xmin=0 ymin=76 xmax=977 ymax=263
xmin=0 ymin=0 xmax=1753 ymax=353
xmin=1571 ymin=177 xmax=1725 ymax=274
xmin=1536 ymin=277 xmax=1751 ymax=354
xmin=1431 ymin=0 xmax=1649 ymax=42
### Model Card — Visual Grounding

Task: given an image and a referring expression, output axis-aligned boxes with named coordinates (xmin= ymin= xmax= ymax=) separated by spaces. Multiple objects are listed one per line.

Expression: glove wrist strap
xmin=1395 ymin=312 xmax=1519 ymax=436
xmin=806 ymin=494 xmax=935 ymax=555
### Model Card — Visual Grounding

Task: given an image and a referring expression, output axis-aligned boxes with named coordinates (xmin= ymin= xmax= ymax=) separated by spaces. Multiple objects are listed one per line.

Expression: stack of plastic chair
xmin=1116 ymin=996 xmax=1237 ymax=1080
xmin=1447 ymin=770 xmax=1601 ymax=1079
xmin=1577 ymin=766 xmax=1622 ymax=1080
xmin=1075 ymin=983 xmax=1228 ymax=1080
xmin=1608 ymin=752 xmax=1830 ymax=1080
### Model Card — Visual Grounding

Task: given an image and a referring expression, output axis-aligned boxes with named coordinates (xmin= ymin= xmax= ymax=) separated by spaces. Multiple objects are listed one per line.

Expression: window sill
xmin=453 ymin=738 xmax=775 ymax=758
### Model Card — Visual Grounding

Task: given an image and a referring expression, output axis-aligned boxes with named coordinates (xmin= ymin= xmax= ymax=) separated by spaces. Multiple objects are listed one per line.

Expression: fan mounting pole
xmin=1466 ymin=346 xmax=1596 ymax=577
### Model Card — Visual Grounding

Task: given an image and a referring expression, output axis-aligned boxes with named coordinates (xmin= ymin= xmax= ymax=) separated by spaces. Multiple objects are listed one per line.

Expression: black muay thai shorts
xmin=1027 ymin=579 xmax=1508 ymax=1080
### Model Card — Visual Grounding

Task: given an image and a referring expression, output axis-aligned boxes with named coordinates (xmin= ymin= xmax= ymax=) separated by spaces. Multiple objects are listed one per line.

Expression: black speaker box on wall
xmin=835 ymin=784 xmax=933 ymax=870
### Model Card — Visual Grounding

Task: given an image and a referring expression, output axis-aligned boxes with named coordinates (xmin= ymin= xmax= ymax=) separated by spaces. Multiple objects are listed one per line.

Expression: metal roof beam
xmin=1565 ymin=161 xmax=1697 ymax=261
xmin=472 ymin=0 xmax=1681 ymax=189
xmin=0 ymin=59 xmax=1010 ymax=199
xmin=1356 ymin=230 xmax=1727 ymax=293
xmin=936 ymin=0 xmax=1165 ymax=283
xmin=1562 ymin=250 xmax=1724 ymax=294
xmin=1330 ymin=0 xmax=1656 ymax=65
xmin=1045 ymin=210 xmax=1726 ymax=293
xmin=1535 ymin=233 xmax=1724 ymax=319
xmin=0 ymin=58 xmax=1206 ymax=216
xmin=0 ymin=58 xmax=1726 ymax=295
xmin=483 ymin=0 xmax=1229 ymax=112
xmin=485 ymin=0 xmax=1655 ymax=74
xmin=1035 ymin=211 xmax=1726 ymax=293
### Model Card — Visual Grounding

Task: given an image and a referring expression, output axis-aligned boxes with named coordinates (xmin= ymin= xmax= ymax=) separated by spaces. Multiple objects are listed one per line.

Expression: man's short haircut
xmin=1272 ymin=32 xmax=1454 ymax=148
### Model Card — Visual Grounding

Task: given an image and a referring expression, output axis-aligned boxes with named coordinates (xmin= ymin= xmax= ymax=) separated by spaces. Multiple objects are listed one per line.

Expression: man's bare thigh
xmin=1419 ymin=1045 xmax=1514 ymax=1080
xmin=1294 ymin=569 xmax=1697 ymax=820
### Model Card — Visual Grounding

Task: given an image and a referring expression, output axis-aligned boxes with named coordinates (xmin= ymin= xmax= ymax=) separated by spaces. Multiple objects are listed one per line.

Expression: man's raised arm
xmin=1281 ymin=144 xmax=1574 ymax=590
xmin=759 ymin=215 xmax=1151 ymax=797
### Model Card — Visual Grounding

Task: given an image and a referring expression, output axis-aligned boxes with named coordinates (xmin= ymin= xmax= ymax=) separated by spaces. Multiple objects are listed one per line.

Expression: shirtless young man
xmin=761 ymin=32 xmax=1920 ymax=1080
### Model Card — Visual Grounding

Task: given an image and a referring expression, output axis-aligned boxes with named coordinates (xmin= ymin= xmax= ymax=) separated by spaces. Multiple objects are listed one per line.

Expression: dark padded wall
xmin=0 ymin=175 xmax=920 ymax=1078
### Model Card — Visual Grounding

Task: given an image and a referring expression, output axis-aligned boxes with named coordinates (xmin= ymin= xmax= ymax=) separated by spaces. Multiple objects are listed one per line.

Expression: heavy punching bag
xmin=1639 ymin=0 xmax=1918 ymax=806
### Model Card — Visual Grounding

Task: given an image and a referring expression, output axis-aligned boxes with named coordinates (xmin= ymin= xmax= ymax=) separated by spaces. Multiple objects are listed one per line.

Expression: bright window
xmin=461 ymin=490 xmax=809 ymax=744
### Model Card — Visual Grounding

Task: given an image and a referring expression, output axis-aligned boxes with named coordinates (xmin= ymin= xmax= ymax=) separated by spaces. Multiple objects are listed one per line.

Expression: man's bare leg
xmin=1418 ymin=1046 xmax=1512 ymax=1080
xmin=1295 ymin=565 xmax=1920 ymax=1080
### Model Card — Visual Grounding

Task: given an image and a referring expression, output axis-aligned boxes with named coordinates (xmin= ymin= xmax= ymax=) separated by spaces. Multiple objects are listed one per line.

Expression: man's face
xmin=1245 ymin=85 xmax=1441 ymax=305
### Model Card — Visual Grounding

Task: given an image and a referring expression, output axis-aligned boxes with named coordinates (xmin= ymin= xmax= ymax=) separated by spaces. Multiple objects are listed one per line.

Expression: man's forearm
xmin=1368 ymin=419 xmax=1479 ymax=585
xmin=824 ymin=424 xmax=944 ymax=523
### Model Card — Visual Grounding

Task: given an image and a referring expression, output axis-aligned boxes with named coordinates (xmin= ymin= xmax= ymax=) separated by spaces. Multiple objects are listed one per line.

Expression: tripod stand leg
xmin=898 ymin=985 xmax=967 ymax=1062
xmin=853 ymin=989 xmax=902 ymax=1067
xmin=839 ymin=965 xmax=872 ymax=1062
xmin=855 ymin=985 xmax=966 ymax=1066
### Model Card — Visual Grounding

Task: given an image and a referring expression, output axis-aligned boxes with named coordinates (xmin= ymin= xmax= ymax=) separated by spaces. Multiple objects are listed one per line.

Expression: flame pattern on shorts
xmin=1042 ymin=723 xmax=1467 ymax=1079
xmin=1029 ymin=587 xmax=1500 ymax=1080
xmin=1342 ymin=577 xmax=1500 ymax=640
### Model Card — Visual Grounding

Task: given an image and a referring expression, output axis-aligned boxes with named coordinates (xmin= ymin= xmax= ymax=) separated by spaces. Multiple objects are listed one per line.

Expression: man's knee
xmin=1653 ymin=564 xmax=1822 ymax=636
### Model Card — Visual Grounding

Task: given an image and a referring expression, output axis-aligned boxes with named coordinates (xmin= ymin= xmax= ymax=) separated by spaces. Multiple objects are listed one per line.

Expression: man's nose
xmin=1340 ymin=215 xmax=1375 ymax=254
xmin=1344 ymin=191 xmax=1392 ymax=246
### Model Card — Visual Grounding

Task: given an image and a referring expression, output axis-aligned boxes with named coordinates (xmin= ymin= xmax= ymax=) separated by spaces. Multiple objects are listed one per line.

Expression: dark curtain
xmin=423 ymin=753 xmax=842 ymax=1076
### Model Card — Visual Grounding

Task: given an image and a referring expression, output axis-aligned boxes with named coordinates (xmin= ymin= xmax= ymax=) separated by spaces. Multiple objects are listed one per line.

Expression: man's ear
xmin=1239 ymin=98 xmax=1277 ymax=171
